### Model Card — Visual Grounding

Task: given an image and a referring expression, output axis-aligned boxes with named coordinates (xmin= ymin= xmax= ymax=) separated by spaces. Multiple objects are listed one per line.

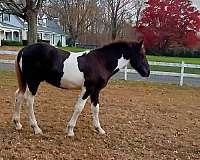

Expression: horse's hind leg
xmin=12 ymin=88 xmax=25 ymax=130
xmin=25 ymin=85 xmax=43 ymax=135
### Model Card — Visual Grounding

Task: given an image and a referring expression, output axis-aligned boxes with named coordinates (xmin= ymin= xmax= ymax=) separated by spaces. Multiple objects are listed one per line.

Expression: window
xmin=43 ymin=33 xmax=50 ymax=40
xmin=3 ymin=14 xmax=10 ymax=22
xmin=0 ymin=11 xmax=3 ymax=22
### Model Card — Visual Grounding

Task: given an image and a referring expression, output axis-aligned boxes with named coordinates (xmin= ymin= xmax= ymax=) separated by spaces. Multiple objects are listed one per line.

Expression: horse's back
xmin=20 ymin=43 xmax=70 ymax=88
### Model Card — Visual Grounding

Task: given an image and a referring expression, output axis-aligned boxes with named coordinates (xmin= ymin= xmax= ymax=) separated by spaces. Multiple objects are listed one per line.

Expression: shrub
xmin=146 ymin=48 xmax=200 ymax=58
xmin=22 ymin=40 xmax=28 ymax=46
xmin=37 ymin=39 xmax=50 ymax=43
xmin=57 ymin=40 xmax=62 ymax=47
xmin=1 ymin=40 xmax=23 ymax=46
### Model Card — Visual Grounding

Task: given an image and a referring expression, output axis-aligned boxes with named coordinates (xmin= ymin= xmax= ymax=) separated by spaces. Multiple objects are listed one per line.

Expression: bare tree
xmin=100 ymin=0 xmax=133 ymax=41
xmin=46 ymin=0 xmax=145 ymax=46
xmin=132 ymin=0 xmax=146 ymax=27
xmin=0 ymin=0 xmax=43 ymax=44
xmin=47 ymin=0 xmax=97 ymax=43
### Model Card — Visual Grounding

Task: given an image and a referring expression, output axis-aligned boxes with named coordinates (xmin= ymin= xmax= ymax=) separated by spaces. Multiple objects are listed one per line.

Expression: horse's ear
xmin=138 ymin=40 xmax=143 ymax=48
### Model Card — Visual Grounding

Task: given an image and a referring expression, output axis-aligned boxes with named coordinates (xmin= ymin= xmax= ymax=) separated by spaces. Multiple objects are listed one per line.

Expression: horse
xmin=12 ymin=41 xmax=150 ymax=136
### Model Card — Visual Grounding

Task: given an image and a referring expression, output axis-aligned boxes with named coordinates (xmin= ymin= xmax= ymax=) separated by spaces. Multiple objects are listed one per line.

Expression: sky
xmin=192 ymin=0 xmax=200 ymax=10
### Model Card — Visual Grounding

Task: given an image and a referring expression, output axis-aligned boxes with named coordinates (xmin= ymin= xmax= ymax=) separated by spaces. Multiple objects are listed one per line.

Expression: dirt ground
xmin=0 ymin=46 xmax=22 ymax=51
xmin=0 ymin=54 xmax=16 ymax=60
xmin=0 ymin=71 xmax=200 ymax=160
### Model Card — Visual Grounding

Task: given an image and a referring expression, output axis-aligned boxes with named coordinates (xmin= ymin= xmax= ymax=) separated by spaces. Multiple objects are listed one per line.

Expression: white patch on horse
xmin=116 ymin=56 xmax=129 ymax=70
xmin=66 ymin=87 xmax=88 ymax=136
xmin=91 ymin=103 xmax=105 ymax=134
xmin=60 ymin=51 xmax=89 ymax=89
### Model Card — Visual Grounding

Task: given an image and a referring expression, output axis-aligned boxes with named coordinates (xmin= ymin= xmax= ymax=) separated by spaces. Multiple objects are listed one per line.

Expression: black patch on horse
xmin=19 ymin=43 xmax=70 ymax=95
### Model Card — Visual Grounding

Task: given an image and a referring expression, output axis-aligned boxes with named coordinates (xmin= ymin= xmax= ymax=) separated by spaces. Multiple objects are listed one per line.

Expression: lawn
xmin=59 ymin=46 xmax=87 ymax=52
xmin=147 ymin=55 xmax=200 ymax=64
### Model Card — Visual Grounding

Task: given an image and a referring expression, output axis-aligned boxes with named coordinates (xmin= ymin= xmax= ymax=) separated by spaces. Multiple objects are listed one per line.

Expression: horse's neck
xmin=116 ymin=56 xmax=129 ymax=69
xmin=96 ymin=46 xmax=130 ymax=72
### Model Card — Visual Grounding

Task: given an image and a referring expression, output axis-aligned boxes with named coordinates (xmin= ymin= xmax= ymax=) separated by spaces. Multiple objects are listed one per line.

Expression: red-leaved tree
xmin=137 ymin=0 xmax=200 ymax=49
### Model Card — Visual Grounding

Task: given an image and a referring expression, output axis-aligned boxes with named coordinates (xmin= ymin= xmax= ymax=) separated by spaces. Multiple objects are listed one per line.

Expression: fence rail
xmin=0 ymin=59 xmax=15 ymax=64
xmin=122 ymin=61 xmax=200 ymax=86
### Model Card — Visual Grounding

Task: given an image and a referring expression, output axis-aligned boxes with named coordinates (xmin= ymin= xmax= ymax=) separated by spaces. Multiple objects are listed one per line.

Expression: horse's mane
xmin=95 ymin=41 xmax=134 ymax=52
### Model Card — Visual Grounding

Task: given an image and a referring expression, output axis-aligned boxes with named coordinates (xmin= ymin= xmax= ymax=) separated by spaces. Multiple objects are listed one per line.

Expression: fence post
xmin=124 ymin=65 xmax=127 ymax=80
xmin=180 ymin=61 xmax=185 ymax=86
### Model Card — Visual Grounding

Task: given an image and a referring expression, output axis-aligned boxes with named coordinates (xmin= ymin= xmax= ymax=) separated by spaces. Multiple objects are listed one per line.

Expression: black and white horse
xmin=12 ymin=41 xmax=150 ymax=136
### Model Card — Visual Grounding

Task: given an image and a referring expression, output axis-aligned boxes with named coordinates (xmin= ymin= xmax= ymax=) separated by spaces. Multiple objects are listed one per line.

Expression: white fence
xmin=122 ymin=61 xmax=200 ymax=86
xmin=0 ymin=59 xmax=15 ymax=64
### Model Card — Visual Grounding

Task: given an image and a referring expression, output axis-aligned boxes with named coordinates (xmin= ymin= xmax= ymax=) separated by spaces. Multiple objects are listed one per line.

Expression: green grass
xmin=147 ymin=55 xmax=200 ymax=64
xmin=59 ymin=46 xmax=87 ymax=52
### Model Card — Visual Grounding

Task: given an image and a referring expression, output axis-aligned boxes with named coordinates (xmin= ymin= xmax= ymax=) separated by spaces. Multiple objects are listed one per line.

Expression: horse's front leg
xmin=91 ymin=90 xmax=105 ymax=135
xmin=66 ymin=87 xmax=89 ymax=136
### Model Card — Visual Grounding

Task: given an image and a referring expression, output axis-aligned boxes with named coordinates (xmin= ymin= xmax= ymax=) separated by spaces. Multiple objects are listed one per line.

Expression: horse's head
xmin=129 ymin=41 xmax=150 ymax=77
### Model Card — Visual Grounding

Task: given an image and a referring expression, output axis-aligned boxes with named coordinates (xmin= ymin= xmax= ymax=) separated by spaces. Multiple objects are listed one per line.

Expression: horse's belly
xmin=60 ymin=76 xmax=84 ymax=89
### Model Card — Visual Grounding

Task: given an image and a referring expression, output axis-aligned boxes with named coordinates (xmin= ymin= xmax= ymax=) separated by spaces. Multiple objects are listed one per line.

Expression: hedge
xmin=21 ymin=39 xmax=50 ymax=46
xmin=1 ymin=40 xmax=23 ymax=46
xmin=146 ymin=48 xmax=200 ymax=58
xmin=1 ymin=40 xmax=51 ymax=46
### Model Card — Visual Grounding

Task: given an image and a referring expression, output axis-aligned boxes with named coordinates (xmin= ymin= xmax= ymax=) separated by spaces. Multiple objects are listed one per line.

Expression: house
xmin=0 ymin=13 xmax=23 ymax=46
xmin=0 ymin=10 xmax=67 ymax=46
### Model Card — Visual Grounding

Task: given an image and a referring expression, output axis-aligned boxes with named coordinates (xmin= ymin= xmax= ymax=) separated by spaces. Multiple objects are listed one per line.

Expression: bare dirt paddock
xmin=0 ymin=70 xmax=200 ymax=160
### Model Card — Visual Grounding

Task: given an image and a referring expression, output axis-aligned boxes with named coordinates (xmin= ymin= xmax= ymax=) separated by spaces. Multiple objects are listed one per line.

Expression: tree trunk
xmin=111 ymin=20 xmax=117 ymax=41
xmin=27 ymin=11 xmax=37 ymax=45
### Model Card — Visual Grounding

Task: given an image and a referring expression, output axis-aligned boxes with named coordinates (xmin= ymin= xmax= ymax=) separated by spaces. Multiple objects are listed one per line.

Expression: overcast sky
xmin=192 ymin=0 xmax=200 ymax=10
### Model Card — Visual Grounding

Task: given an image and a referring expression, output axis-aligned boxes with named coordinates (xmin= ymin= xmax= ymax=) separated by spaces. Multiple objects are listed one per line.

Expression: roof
xmin=0 ymin=21 xmax=22 ymax=30
xmin=46 ymin=19 xmax=65 ymax=34
xmin=24 ymin=19 xmax=66 ymax=35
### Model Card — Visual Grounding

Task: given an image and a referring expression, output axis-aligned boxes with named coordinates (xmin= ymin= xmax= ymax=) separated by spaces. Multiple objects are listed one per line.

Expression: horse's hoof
xmin=99 ymin=129 xmax=106 ymax=135
xmin=66 ymin=126 xmax=75 ymax=137
xmin=67 ymin=133 xmax=75 ymax=137
xmin=95 ymin=127 xmax=106 ymax=135
xmin=34 ymin=127 xmax=43 ymax=135
xmin=13 ymin=119 xmax=22 ymax=130
xmin=67 ymin=132 xmax=75 ymax=137
xmin=15 ymin=123 xmax=22 ymax=130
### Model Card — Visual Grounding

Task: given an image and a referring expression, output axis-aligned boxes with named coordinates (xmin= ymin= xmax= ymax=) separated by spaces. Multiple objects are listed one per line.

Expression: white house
xmin=0 ymin=10 xmax=67 ymax=46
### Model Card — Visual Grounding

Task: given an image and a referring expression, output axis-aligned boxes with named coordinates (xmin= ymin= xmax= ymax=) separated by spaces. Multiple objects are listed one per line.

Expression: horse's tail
xmin=15 ymin=49 xmax=26 ymax=92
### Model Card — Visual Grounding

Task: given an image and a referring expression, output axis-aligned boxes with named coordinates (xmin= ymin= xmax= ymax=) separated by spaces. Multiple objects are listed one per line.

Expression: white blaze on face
xmin=116 ymin=56 xmax=129 ymax=70
xmin=60 ymin=51 xmax=89 ymax=89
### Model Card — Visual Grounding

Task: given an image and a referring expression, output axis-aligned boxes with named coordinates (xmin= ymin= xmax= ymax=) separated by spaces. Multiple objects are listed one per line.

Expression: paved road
xmin=0 ymin=61 xmax=199 ymax=87
xmin=0 ymin=62 xmax=14 ymax=71
xmin=0 ymin=51 xmax=18 ymax=54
